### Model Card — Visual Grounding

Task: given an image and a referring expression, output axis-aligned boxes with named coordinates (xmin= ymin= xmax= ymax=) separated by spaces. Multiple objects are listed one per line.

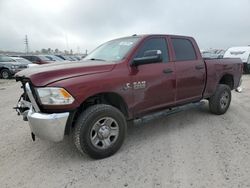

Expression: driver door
xmin=131 ymin=37 xmax=176 ymax=116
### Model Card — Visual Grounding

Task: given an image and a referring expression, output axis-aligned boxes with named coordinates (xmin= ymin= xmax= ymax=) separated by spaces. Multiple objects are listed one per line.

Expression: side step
xmin=133 ymin=101 xmax=205 ymax=124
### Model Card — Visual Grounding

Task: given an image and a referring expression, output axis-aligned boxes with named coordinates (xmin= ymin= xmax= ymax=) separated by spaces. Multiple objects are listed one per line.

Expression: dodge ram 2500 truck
xmin=15 ymin=34 xmax=243 ymax=159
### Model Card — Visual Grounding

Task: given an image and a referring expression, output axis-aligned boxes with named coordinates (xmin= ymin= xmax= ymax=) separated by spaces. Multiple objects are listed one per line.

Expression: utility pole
xmin=77 ymin=46 xmax=80 ymax=54
xmin=24 ymin=35 xmax=29 ymax=54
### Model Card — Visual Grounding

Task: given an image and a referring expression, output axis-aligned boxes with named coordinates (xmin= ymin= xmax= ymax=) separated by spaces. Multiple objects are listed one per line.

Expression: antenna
xmin=24 ymin=35 xmax=29 ymax=54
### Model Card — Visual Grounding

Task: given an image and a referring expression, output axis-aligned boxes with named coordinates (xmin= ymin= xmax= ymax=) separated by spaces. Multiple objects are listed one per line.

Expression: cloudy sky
xmin=0 ymin=0 xmax=249 ymax=53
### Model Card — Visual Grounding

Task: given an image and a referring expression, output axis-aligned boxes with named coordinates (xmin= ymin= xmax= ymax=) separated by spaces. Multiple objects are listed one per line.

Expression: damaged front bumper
xmin=27 ymin=108 xmax=69 ymax=142
xmin=16 ymin=82 xmax=69 ymax=142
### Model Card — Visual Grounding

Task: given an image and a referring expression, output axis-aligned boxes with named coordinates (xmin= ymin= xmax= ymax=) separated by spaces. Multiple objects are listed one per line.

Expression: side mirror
xmin=132 ymin=50 xmax=162 ymax=66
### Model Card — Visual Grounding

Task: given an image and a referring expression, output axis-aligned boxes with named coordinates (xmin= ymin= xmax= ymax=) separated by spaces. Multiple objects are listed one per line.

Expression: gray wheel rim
xmin=2 ymin=71 xmax=9 ymax=79
xmin=220 ymin=91 xmax=230 ymax=109
xmin=90 ymin=117 xmax=119 ymax=149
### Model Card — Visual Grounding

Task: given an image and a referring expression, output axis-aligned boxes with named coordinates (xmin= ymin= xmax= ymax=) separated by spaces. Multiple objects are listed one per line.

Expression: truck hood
xmin=15 ymin=60 xmax=116 ymax=86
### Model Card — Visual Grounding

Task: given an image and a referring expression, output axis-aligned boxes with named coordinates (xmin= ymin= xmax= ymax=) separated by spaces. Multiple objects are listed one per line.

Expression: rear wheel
xmin=73 ymin=104 xmax=127 ymax=159
xmin=0 ymin=69 xmax=11 ymax=79
xmin=209 ymin=84 xmax=231 ymax=115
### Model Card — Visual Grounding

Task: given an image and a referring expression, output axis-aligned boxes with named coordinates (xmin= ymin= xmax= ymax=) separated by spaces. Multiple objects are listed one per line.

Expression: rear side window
xmin=22 ymin=56 xmax=32 ymax=61
xmin=33 ymin=56 xmax=39 ymax=61
xmin=136 ymin=38 xmax=169 ymax=63
xmin=172 ymin=38 xmax=196 ymax=61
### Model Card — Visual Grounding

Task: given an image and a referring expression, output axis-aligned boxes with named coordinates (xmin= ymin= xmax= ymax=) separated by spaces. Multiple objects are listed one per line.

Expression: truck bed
xmin=203 ymin=58 xmax=242 ymax=98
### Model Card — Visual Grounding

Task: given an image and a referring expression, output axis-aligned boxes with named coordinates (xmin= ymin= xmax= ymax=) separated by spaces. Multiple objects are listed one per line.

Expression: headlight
xmin=11 ymin=65 xmax=19 ymax=69
xmin=36 ymin=87 xmax=75 ymax=105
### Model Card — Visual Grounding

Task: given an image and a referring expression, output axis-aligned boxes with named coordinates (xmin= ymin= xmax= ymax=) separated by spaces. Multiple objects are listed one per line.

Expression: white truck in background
xmin=224 ymin=46 xmax=250 ymax=73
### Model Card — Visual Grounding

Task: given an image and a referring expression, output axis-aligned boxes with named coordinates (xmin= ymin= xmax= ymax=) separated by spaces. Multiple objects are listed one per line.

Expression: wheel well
xmin=65 ymin=92 xmax=129 ymax=135
xmin=80 ymin=93 xmax=129 ymax=117
xmin=219 ymin=74 xmax=234 ymax=89
xmin=0 ymin=67 xmax=8 ymax=72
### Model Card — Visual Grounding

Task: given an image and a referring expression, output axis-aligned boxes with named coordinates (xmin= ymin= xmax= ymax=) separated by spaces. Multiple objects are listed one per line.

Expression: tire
xmin=0 ymin=69 xmax=11 ymax=79
xmin=209 ymin=84 xmax=231 ymax=115
xmin=73 ymin=104 xmax=127 ymax=159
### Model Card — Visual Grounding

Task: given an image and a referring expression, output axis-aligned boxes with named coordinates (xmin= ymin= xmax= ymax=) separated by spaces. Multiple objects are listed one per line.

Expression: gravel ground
xmin=0 ymin=76 xmax=250 ymax=188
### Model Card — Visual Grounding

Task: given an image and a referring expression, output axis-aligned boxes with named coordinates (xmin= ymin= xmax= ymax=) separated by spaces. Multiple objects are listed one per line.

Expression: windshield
xmin=14 ymin=58 xmax=31 ymax=64
xmin=84 ymin=37 xmax=141 ymax=62
xmin=0 ymin=56 xmax=15 ymax=62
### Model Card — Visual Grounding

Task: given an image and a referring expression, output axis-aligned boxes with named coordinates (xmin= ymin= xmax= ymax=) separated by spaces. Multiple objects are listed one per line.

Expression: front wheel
xmin=73 ymin=104 xmax=127 ymax=159
xmin=1 ymin=69 xmax=11 ymax=79
xmin=209 ymin=84 xmax=231 ymax=115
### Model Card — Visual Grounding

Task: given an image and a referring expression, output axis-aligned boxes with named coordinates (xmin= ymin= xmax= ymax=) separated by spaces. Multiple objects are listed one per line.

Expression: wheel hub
xmin=90 ymin=117 xmax=119 ymax=149
xmin=98 ymin=126 xmax=110 ymax=139
xmin=220 ymin=91 xmax=229 ymax=109
xmin=2 ymin=71 xmax=8 ymax=79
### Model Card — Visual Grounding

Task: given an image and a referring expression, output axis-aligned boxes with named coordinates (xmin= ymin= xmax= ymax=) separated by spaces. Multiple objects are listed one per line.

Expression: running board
xmin=133 ymin=101 xmax=205 ymax=124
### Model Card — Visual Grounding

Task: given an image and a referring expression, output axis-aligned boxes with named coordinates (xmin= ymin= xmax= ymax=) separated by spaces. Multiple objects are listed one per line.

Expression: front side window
xmin=84 ymin=37 xmax=141 ymax=62
xmin=135 ymin=38 xmax=169 ymax=62
xmin=172 ymin=38 xmax=197 ymax=61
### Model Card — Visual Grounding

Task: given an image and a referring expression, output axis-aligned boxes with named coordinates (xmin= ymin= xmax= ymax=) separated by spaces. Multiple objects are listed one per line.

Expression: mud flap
xmin=31 ymin=132 xmax=36 ymax=141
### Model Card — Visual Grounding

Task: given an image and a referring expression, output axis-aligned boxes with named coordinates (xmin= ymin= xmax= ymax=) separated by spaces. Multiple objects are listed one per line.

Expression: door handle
xmin=163 ymin=68 xmax=173 ymax=74
xmin=195 ymin=64 xmax=205 ymax=70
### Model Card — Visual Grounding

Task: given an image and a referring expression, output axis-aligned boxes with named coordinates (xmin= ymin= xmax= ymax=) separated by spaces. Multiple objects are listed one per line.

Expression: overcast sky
xmin=0 ymin=0 xmax=249 ymax=53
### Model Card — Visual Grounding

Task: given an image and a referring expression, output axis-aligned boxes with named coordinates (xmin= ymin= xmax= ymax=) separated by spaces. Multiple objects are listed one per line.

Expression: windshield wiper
xmin=89 ymin=58 xmax=106 ymax=61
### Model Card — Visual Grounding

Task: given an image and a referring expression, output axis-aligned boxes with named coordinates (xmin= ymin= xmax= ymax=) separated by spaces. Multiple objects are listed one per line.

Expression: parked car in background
xmin=74 ymin=56 xmax=82 ymax=61
xmin=0 ymin=56 xmax=29 ymax=79
xmin=202 ymin=49 xmax=225 ymax=59
xmin=69 ymin=56 xmax=80 ymax=61
xmin=223 ymin=46 xmax=250 ymax=73
xmin=43 ymin=55 xmax=65 ymax=62
xmin=21 ymin=55 xmax=55 ymax=65
xmin=55 ymin=55 xmax=71 ymax=61
xmin=55 ymin=55 xmax=79 ymax=61
xmin=10 ymin=57 xmax=37 ymax=68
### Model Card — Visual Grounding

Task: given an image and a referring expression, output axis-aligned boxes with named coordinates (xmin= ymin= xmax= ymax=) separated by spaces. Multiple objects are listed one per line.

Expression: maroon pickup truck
xmin=15 ymin=34 xmax=243 ymax=159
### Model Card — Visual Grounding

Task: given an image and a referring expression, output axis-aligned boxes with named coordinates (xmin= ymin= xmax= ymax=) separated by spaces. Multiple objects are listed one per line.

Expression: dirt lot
xmin=0 ymin=76 xmax=250 ymax=188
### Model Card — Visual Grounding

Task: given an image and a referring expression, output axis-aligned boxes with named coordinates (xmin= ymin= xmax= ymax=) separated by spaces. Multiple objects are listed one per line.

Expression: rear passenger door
xmin=171 ymin=37 xmax=206 ymax=103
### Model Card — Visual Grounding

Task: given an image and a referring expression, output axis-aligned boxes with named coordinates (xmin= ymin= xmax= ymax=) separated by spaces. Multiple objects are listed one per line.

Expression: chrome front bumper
xmin=27 ymin=108 xmax=69 ymax=142
xmin=16 ymin=83 xmax=69 ymax=142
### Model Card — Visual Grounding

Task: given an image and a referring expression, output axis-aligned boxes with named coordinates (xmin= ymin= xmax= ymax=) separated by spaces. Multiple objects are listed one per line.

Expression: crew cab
xmin=15 ymin=34 xmax=243 ymax=159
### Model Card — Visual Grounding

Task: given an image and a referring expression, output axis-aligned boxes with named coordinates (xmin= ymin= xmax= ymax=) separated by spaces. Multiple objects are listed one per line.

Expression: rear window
xmin=172 ymin=38 xmax=196 ymax=61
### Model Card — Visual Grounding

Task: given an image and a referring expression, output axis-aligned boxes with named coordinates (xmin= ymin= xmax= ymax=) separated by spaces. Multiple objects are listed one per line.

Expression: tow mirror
xmin=132 ymin=50 xmax=162 ymax=66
